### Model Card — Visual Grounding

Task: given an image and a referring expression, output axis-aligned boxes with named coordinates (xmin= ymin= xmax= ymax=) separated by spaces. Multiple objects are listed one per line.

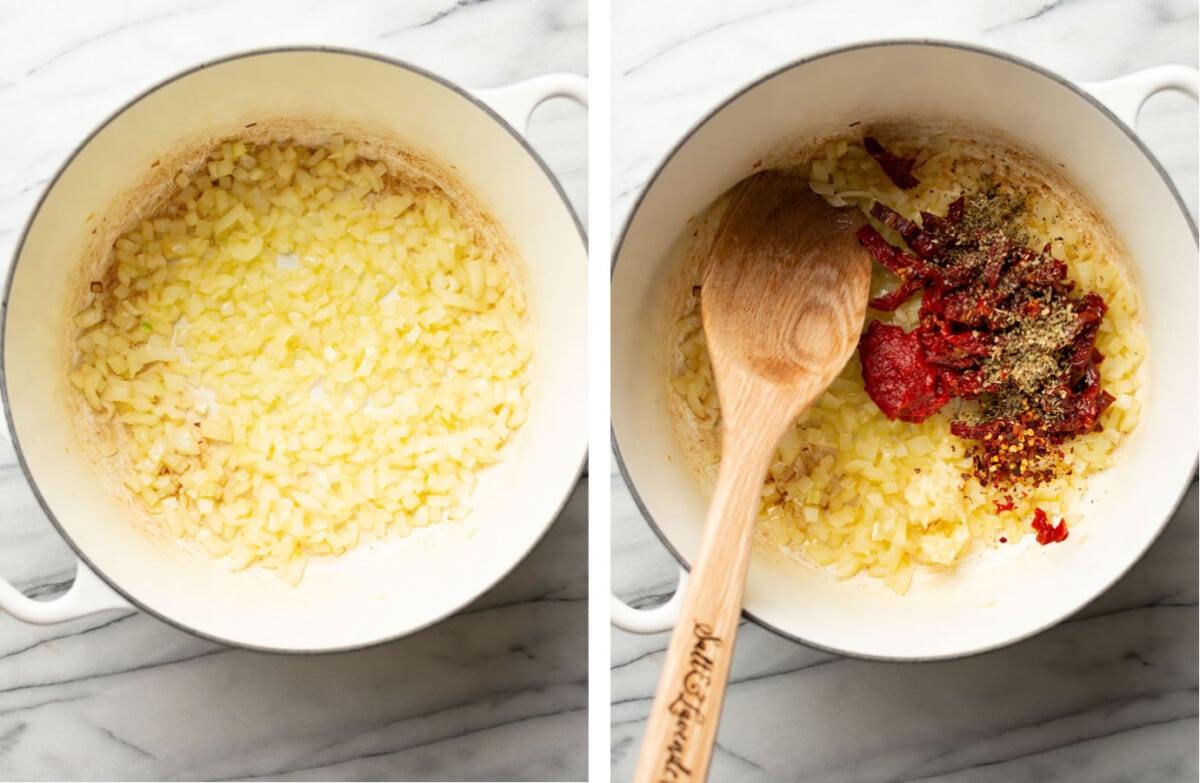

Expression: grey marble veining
xmin=0 ymin=1 xmax=587 ymax=781
xmin=611 ymin=1 xmax=1198 ymax=781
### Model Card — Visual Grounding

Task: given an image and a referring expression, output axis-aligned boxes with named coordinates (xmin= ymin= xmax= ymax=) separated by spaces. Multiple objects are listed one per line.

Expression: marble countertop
xmin=611 ymin=1 xmax=1198 ymax=782
xmin=0 ymin=1 xmax=586 ymax=781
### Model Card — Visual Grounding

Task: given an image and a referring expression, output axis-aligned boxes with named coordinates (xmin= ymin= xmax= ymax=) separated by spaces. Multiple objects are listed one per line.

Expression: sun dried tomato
xmin=869 ymin=278 xmax=923 ymax=311
xmin=1045 ymin=364 xmax=1115 ymax=441
xmin=1065 ymin=293 xmax=1107 ymax=381
xmin=936 ymin=367 xmax=985 ymax=398
xmin=1031 ymin=507 xmax=1068 ymax=544
xmin=859 ymin=223 xmax=944 ymax=282
xmin=870 ymin=202 xmax=944 ymax=259
xmin=919 ymin=326 xmax=992 ymax=370
xmin=864 ymin=136 xmax=920 ymax=190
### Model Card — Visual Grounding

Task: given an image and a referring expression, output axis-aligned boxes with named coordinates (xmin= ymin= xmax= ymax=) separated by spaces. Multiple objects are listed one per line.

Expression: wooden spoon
xmin=632 ymin=171 xmax=873 ymax=783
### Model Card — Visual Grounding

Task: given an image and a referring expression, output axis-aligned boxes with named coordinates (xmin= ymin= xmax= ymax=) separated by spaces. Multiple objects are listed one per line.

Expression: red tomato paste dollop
xmin=858 ymin=321 xmax=948 ymax=423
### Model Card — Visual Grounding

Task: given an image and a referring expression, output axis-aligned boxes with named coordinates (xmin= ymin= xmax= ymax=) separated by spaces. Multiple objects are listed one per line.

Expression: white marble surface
xmin=0 ymin=1 xmax=586 ymax=781
xmin=611 ymin=1 xmax=1198 ymax=781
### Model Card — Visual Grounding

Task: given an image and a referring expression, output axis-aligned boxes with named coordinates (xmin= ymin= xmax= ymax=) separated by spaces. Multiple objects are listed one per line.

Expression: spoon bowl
xmin=703 ymin=172 xmax=873 ymax=413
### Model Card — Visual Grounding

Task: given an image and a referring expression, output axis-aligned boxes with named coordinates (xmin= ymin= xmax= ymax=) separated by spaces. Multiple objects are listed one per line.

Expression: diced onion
xmin=70 ymin=138 xmax=531 ymax=584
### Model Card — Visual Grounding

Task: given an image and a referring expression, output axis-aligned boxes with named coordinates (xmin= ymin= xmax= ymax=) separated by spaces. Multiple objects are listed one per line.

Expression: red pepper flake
xmin=1031 ymin=507 xmax=1068 ymax=545
xmin=999 ymin=536 xmax=1008 ymax=543
xmin=864 ymin=136 xmax=920 ymax=190
xmin=994 ymin=496 xmax=1015 ymax=513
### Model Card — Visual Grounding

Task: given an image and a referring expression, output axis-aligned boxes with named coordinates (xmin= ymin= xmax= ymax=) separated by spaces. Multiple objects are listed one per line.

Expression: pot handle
xmin=611 ymin=568 xmax=688 ymax=634
xmin=1082 ymin=65 xmax=1199 ymax=128
xmin=0 ymin=554 xmax=131 ymax=624
xmin=0 ymin=425 xmax=132 ymax=623
xmin=473 ymin=73 xmax=588 ymax=134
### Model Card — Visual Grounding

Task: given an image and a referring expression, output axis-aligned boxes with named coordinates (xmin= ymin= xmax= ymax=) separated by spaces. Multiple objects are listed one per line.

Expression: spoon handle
xmin=631 ymin=418 xmax=780 ymax=783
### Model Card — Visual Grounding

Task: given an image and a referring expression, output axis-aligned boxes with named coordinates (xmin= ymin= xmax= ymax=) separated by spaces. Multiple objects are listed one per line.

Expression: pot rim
xmin=1 ymin=45 xmax=587 ymax=655
xmin=610 ymin=37 xmax=1198 ymax=662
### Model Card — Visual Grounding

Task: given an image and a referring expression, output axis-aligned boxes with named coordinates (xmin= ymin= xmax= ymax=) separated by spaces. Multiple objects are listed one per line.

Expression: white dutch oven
xmin=611 ymin=41 xmax=1197 ymax=659
xmin=0 ymin=48 xmax=587 ymax=652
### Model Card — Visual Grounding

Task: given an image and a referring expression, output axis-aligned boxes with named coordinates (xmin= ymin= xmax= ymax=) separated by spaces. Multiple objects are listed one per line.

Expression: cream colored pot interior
xmin=4 ymin=50 xmax=586 ymax=651
xmin=612 ymin=43 xmax=1197 ymax=658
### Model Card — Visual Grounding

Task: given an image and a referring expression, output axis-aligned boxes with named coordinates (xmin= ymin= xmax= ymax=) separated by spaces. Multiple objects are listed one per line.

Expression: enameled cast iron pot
xmin=611 ymin=41 xmax=1197 ymax=660
xmin=0 ymin=48 xmax=587 ymax=652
